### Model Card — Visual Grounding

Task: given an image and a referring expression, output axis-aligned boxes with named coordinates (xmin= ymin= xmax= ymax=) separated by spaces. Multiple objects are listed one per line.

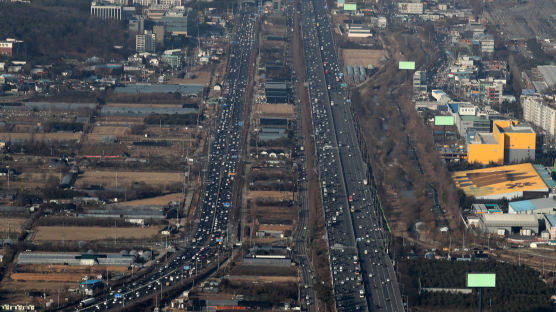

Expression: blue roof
xmin=448 ymin=103 xmax=458 ymax=113
xmin=533 ymin=164 xmax=556 ymax=187
xmin=509 ymin=200 xmax=535 ymax=212
xmin=545 ymin=214 xmax=556 ymax=227
xmin=81 ymin=279 xmax=102 ymax=285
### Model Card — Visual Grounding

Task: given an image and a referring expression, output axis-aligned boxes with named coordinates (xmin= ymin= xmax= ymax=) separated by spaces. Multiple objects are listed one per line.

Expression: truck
xmin=359 ymin=289 xmax=365 ymax=298
xmin=80 ymin=298 xmax=97 ymax=308
xmin=363 ymin=179 xmax=368 ymax=185
xmin=348 ymin=195 xmax=353 ymax=202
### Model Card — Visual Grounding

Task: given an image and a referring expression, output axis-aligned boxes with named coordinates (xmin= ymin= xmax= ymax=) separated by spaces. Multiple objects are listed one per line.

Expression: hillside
xmin=0 ymin=0 xmax=131 ymax=63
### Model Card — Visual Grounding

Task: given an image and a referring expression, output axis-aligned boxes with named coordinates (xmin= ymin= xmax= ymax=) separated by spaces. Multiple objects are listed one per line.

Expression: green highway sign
xmin=399 ymin=61 xmax=415 ymax=70
xmin=434 ymin=116 xmax=454 ymax=126
xmin=344 ymin=3 xmax=356 ymax=10
xmin=467 ymin=273 xmax=496 ymax=288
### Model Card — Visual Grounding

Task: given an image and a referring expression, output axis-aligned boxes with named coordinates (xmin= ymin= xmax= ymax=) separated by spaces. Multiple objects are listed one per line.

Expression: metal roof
xmin=114 ymin=84 xmax=204 ymax=95
xmin=545 ymin=214 xmax=556 ymax=227
xmin=509 ymin=200 xmax=535 ymax=212
xmin=533 ymin=164 xmax=556 ymax=188
xmin=480 ymin=214 xmax=538 ymax=227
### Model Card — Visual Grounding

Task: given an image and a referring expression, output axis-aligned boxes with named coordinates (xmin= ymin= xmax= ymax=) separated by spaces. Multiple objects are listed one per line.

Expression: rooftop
xmin=478 ymin=133 xmax=497 ymax=144
xmin=545 ymin=214 xmax=556 ymax=227
xmin=510 ymin=197 xmax=556 ymax=212
xmin=480 ymin=213 xmax=538 ymax=226
xmin=453 ymin=163 xmax=549 ymax=199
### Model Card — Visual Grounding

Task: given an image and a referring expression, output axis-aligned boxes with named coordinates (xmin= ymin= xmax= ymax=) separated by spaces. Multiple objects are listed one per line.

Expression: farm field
xmin=342 ymin=49 xmax=386 ymax=67
xmin=10 ymin=273 xmax=83 ymax=282
xmin=0 ymin=218 xmax=27 ymax=235
xmin=31 ymin=226 xmax=163 ymax=241
xmin=246 ymin=190 xmax=293 ymax=200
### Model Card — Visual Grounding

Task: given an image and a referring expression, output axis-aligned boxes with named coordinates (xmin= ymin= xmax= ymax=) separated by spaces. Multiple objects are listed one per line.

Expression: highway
xmin=288 ymin=0 xmax=317 ymax=310
xmin=299 ymin=0 xmax=405 ymax=311
xmin=69 ymin=6 xmax=257 ymax=311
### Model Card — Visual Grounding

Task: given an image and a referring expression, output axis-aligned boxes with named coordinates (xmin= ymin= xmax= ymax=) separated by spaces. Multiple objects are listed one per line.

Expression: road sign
xmin=184 ymin=265 xmax=190 ymax=270
xmin=223 ymin=202 xmax=231 ymax=208
xmin=238 ymin=121 xmax=244 ymax=126
xmin=399 ymin=61 xmax=416 ymax=70
xmin=434 ymin=116 xmax=454 ymax=126
xmin=114 ymin=293 xmax=123 ymax=299
xmin=467 ymin=273 xmax=496 ymax=287
xmin=344 ymin=3 xmax=356 ymax=10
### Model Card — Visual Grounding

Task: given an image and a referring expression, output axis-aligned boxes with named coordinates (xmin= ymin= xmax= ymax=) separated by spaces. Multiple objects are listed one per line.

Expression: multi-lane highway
xmin=69 ymin=7 xmax=257 ymax=311
xmin=299 ymin=0 xmax=405 ymax=310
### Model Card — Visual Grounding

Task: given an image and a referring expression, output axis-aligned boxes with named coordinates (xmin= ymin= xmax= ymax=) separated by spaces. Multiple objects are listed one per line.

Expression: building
xmin=472 ymin=203 xmax=502 ymax=214
xmin=413 ymin=71 xmax=427 ymax=97
xmin=521 ymin=94 xmax=556 ymax=137
xmin=17 ymin=252 xmax=136 ymax=266
xmin=265 ymin=81 xmax=289 ymax=103
xmin=479 ymin=214 xmax=538 ymax=236
xmin=398 ymin=2 xmax=423 ymax=14
xmin=160 ymin=54 xmax=181 ymax=68
xmin=132 ymin=0 xmax=156 ymax=6
xmin=136 ymin=30 xmax=156 ymax=53
xmin=153 ymin=25 xmax=165 ymax=47
xmin=452 ymin=163 xmax=549 ymax=200
xmin=90 ymin=2 xmax=124 ymax=20
xmin=161 ymin=9 xmax=188 ymax=36
xmin=522 ymin=65 xmax=556 ymax=94
xmin=543 ymin=214 xmax=556 ymax=239
xmin=0 ymin=39 xmax=23 ymax=57
xmin=467 ymin=120 xmax=536 ymax=165
xmin=508 ymin=197 xmax=556 ymax=219
xmin=80 ymin=280 xmax=104 ymax=296
xmin=128 ymin=17 xmax=145 ymax=34
xmin=346 ymin=24 xmax=371 ymax=38
xmin=159 ymin=0 xmax=182 ymax=6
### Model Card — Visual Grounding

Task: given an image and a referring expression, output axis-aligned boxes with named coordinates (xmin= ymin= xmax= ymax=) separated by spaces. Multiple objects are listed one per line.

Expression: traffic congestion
xmin=71 ymin=7 xmax=257 ymax=312
xmin=300 ymin=0 xmax=405 ymax=310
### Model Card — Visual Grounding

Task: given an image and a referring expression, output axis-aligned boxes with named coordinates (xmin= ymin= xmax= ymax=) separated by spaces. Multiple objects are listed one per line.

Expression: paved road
xmin=68 ymin=7 xmax=257 ymax=311
xmin=299 ymin=0 xmax=405 ymax=311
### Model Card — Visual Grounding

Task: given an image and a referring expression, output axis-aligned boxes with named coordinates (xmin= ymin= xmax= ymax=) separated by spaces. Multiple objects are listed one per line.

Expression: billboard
xmin=434 ymin=116 xmax=455 ymax=126
xmin=399 ymin=61 xmax=416 ymax=70
xmin=467 ymin=273 xmax=496 ymax=288
xmin=337 ymin=0 xmax=345 ymax=4
xmin=344 ymin=3 xmax=356 ymax=10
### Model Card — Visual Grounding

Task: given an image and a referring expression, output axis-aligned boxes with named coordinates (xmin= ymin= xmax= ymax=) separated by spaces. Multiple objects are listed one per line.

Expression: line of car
xmin=300 ymin=0 xmax=405 ymax=311
xmin=72 ymin=8 xmax=257 ymax=312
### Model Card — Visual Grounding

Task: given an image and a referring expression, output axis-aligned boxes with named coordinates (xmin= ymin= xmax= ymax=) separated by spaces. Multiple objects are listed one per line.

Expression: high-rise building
xmin=161 ymin=9 xmax=188 ymax=36
xmin=153 ymin=25 xmax=165 ymax=47
xmin=136 ymin=30 xmax=156 ymax=52
xmin=129 ymin=16 xmax=145 ymax=34
xmin=91 ymin=2 xmax=123 ymax=20
xmin=413 ymin=71 xmax=427 ymax=97
xmin=521 ymin=94 xmax=556 ymax=138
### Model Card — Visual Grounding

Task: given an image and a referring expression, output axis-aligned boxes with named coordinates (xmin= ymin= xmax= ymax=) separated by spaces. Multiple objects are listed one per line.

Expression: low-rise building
xmin=509 ymin=197 xmax=556 ymax=219
xmin=543 ymin=214 xmax=556 ymax=239
xmin=479 ymin=214 xmax=538 ymax=236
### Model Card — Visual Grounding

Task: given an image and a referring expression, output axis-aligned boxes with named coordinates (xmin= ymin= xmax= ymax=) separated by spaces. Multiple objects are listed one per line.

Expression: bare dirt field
xmin=342 ymin=49 xmax=386 ymax=67
xmin=75 ymin=170 xmax=183 ymax=189
xmin=105 ymin=103 xmax=184 ymax=108
xmin=0 ymin=218 xmax=27 ymax=235
xmin=167 ymin=70 xmax=212 ymax=86
xmin=11 ymin=273 xmax=84 ymax=282
xmin=31 ymin=226 xmax=163 ymax=241
xmin=246 ymin=191 xmax=293 ymax=201
xmin=116 ymin=193 xmax=183 ymax=206
xmin=0 ymin=132 xmax=81 ymax=142
xmin=91 ymin=126 xmax=130 ymax=136
xmin=226 ymin=275 xmax=297 ymax=283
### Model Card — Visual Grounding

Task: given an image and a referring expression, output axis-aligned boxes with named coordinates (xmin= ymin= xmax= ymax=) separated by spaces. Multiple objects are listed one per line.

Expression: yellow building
xmin=467 ymin=120 xmax=536 ymax=165
xmin=452 ymin=163 xmax=548 ymax=200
